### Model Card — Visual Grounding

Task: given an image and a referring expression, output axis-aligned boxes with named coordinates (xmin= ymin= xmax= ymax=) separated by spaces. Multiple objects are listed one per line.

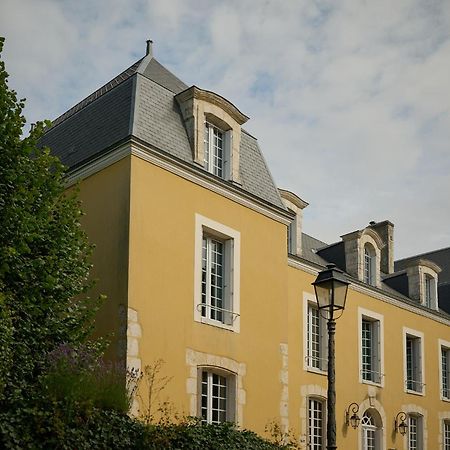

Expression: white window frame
xmin=199 ymin=367 xmax=236 ymax=424
xmin=194 ymin=214 xmax=240 ymax=332
xmin=308 ymin=397 xmax=326 ymax=450
xmin=303 ymin=292 xmax=327 ymax=375
xmin=408 ymin=414 xmax=424 ymax=450
xmin=423 ymin=272 xmax=438 ymax=309
xmin=364 ymin=244 xmax=376 ymax=286
xmin=361 ymin=411 xmax=381 ymax=450
xmin=403 ymin=327 xmax=425 ymax=395
xmin=358 ymin=308 xmax=384 ymax=387
xmin=439 ymin=339 xmax=450 ymax=402
xmin=204 ymin=122 xmax=231 ymax=179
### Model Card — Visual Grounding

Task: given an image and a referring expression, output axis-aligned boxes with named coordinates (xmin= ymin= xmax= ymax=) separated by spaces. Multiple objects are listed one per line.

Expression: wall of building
xmin=288 ymin=263 xmax=450 ymax=449
xmin=77 ymin=156 xmax=131 ymax=363
xmin=127 ymin=154 xmax=289 ymax=434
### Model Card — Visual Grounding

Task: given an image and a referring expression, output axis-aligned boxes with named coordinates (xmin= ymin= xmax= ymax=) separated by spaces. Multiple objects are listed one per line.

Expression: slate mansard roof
xmin=40 ymin=51 xmax=285 ymax=210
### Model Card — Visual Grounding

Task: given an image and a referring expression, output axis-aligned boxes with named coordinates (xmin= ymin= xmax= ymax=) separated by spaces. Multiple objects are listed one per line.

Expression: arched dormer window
xmin=364 ymin=244 xmax=376 ymax=286
xmin=341 ymin=226 xmax=383 ymax=288
xmin=175 ymin=86 xmax=249 ymax=183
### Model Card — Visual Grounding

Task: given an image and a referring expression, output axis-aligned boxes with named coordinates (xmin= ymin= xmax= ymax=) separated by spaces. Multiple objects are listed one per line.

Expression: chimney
xmin=369 ymin=220 xmax=394 ymax=274
xmin=146 ymin=39 xmax=153 ymax=57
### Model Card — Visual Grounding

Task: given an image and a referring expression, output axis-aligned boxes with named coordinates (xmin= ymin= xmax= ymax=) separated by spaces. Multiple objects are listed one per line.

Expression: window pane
xmin=308 ymin=399 xmax=323 ymax=450
xmin=443 ymin=348 xmax=449 ymax=398
xmin=308 ymin=305 xmax=323 ymax=370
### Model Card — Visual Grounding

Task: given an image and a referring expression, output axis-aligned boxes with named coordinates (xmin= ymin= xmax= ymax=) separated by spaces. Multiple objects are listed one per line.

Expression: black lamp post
xmin=312 ymin=264 xmax=349 ymax=450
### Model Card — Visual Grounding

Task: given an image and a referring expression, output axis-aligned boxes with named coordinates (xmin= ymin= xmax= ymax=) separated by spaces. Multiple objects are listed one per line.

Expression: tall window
xmin=442 ymin=346 xmax=450 ymax=399
xmin=424 ymin=274 xmax=435 ymax=308
xmin=200 ymin=370 xmax=234 ymax=424
xmin=194 ymin=215 xmax=240 ymax=332
xmin=307 ymin=304 xmax=327 ymax=371
xmin=361 ymin=411 xmax=379 ymax=450
xmin=444 ymin=420 xmax=450 ymax=450
xmin=408 ymin=415 xmax=423 ymax=450
xmin=406 ymin=335 xmax=423 ymax=393
xmin=202 ymin=236 xmax=226 ymax=323
xmin=364 ymin=245 xmax=376 ymax=286
xmin=204 ymin=122 xmax=224 ymax=177
xmin=361 ymin=319 xmax=381 ymax=383
xmin=308 ymin=398 xmax=325 ymax=450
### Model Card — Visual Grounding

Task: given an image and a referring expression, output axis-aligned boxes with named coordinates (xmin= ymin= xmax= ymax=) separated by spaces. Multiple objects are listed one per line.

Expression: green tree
xmin=0 ymin=36 xmax=100 ymax=399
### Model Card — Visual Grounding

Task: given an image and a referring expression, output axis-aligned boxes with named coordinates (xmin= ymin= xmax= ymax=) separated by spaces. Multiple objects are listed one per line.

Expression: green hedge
xmin=0 ymin=404 xmax=288 ymax=450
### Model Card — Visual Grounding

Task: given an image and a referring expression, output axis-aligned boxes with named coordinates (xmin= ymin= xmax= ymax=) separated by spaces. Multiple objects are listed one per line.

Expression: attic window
xmin=364 ymin=244 xmax=376 ymax=286
xmin=424 ymin=274 xmax=436 ymax=308
xmin=204 ymin=122 xmax=227 ymax=178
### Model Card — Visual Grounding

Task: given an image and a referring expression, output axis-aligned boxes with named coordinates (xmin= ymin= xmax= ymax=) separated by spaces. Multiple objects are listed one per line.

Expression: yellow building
xmin=41 ymin=42 xmax=450 ymax=450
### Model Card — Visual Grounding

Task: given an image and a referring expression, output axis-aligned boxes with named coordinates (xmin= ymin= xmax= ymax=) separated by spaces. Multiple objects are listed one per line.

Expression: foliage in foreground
xmin=0 ymin=406 xmax=288 ymax=450
xmin=0 ymin=36 xmax=101 ymax=400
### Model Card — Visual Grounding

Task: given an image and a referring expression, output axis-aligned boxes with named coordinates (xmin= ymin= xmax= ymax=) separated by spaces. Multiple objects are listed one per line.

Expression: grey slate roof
xmin=395 ymin=247 xmax=450 ymax=284
xmin=40 ymin=54 xmax=284 ymax=210
xmin=301 ymin=233 xmax=329 ymax=266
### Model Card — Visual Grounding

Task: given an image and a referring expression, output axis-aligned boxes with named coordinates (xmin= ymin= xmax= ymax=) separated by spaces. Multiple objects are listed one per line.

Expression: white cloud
xmin=1 ymin=0 xmax=449 ymax=258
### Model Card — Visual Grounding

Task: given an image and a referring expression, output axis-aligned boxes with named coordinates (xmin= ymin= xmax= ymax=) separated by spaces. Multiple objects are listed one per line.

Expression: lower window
xmin=408 ymin=415 xmax=423 ymax=450
xmin=200 ymin=369 xmax=235 ymax=424
xmin=308 ymin=398 xmax=325 ymax=450
xmin=444 ymin=420 xmax=450 ymax=450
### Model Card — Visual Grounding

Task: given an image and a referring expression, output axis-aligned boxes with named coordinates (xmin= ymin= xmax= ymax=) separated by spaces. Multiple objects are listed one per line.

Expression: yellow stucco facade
xmin=73 ymin=146 xmax=450 ymax=449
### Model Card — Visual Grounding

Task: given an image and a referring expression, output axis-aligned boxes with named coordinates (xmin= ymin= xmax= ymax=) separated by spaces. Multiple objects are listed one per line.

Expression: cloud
xmin=1 ymin=0 xmax=449 ymax=258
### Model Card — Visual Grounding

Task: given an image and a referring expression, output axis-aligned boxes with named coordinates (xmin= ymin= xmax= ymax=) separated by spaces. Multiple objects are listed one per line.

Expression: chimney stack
xmin=146 ymin=39 xmax=153 ymax=57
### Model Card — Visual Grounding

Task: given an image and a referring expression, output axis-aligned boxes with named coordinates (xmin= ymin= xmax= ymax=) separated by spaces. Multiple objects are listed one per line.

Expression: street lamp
xmin=312 ymin=264 xmax=350 ymax=450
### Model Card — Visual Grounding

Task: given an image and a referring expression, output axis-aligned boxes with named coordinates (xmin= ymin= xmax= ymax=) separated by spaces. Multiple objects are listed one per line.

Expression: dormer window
xmin=175 ymin=86 xmax=249 ymax=185
xmin=364 ymin=244 xmax=376 ymax=286
xmin=204 ymin=122 xmax=224 ymax=177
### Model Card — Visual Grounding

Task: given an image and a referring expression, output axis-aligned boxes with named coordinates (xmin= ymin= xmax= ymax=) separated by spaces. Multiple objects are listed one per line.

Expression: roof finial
xmin=146 ymin=39 xmax=153 ymax=57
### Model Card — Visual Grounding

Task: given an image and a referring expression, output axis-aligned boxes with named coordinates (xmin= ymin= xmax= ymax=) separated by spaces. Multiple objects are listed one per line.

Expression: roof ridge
xmin=395 ymin=245 xmax=450 ymax=263
xmin=46 ymin=58 xmax=143 ymax=132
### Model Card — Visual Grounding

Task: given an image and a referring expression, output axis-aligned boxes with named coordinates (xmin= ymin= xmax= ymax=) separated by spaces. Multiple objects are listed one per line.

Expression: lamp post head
xmin=312 ymin=264 xmax=350 ymax=315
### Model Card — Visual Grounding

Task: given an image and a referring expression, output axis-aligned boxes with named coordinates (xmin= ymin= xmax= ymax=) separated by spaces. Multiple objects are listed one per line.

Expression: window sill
xmin=196 ymin=317 xmax=238 ymax=333
xmin=360 ymin=379 xmax=383 ymax=388
xmin=405 ymin=389 xmax=425 ymax=397
xmin=306 ymin=367 xmax=327 ymax=376
xmin=440 ymin=396 xmax=450 ymax=403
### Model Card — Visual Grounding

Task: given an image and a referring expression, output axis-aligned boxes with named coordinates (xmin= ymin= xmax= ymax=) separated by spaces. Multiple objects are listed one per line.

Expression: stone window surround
xmin=403 ymin=327 xmax=425 ymax=396
xmin=279 ymin=189 xmax=308 ymax=257
xmin=185 ymin=348 xmax=246 ymax=426
xmin=194 ymin=213 xmax=241 ymax=332
xmin=402 ymin=404 xmax=427 ymax=450
xmin=439 ymin=338 xmax=450 ymax=402
xmin=303 ymin=292 xmax=327 ymax=375
xmin=175 ymin=86 xmax=249 ymax=184
xmin=358 ymin=307 xmax=385 ymax=387
xmin=341 ymin=228 xmax=384 ymax=288
xmin=299 ymin=384 xmax=327 ymax=447
xmin=403 ymin=259 xmax=441 ymax=309
xmin=356 ymin=397 xmax=387 ymax=450
xmin=438 ymin=411 xmax=450 ymax=450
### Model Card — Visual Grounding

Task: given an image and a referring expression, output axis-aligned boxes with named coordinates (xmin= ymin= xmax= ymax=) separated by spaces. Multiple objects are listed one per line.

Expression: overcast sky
xmin=1 ymin=0 xmax=449 ymax=259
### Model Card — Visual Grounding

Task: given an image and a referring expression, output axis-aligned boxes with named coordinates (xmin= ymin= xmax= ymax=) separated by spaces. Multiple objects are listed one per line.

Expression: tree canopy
xmin=0 ymin=36 xmax=99 ymax=398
